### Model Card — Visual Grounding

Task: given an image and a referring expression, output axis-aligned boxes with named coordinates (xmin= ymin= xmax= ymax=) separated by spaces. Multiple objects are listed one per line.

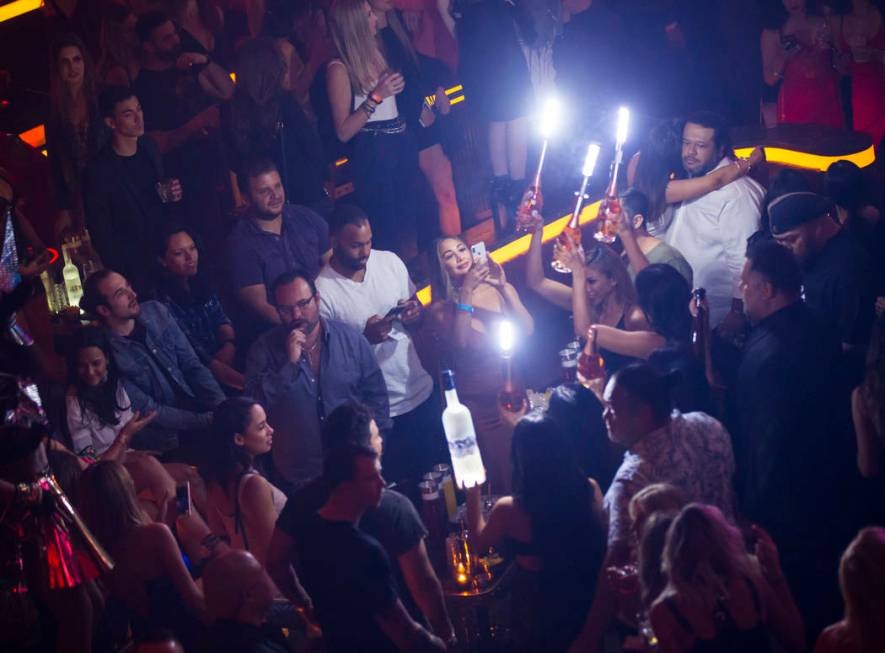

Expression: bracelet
xmin=455 ymin=302 xmax=475 ymax=314
xmin=360 ymin=101 xmax=376 ymax=117
xmin=370 ymin=91 xmax=383 ymax=104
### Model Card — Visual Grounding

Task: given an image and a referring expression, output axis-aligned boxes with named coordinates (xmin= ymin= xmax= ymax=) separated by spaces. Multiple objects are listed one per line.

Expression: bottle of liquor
xmin=691 ymin=288 xmax=707 ymax=362
xmin=498 ymin=342 xmax=527 ymax=412
xmin=594 ymin=160 xmax=622 ymax=244
xmin=577 ymin=327 xmax=606 ymax=386
xmin=441 ymin=370 xmax=486 ymax=489
xmin=551 ymin=143 xmax=600 ymax=273
xmin=62 ymin=242 xmax=83 ymax=309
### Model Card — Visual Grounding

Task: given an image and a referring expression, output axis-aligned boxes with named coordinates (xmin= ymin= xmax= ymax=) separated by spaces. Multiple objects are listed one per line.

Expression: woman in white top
xmin=65 ymin=326 xmax=189 ymax=521
xmin=201 ymin=397 xmax=287 ymax=566
xmin=326 ymin=0 xmax=419 ymax=253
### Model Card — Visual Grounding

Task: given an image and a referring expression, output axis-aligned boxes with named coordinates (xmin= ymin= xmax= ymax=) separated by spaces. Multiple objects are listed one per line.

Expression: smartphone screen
xmin=175 ymin=482 xmax=191 ymax=515
xmin=470 ymin=241 xmax=488 ymax=265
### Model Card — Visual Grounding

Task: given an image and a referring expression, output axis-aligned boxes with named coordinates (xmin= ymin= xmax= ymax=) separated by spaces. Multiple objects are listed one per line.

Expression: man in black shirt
xmin=288 ymin=444 xmax=445 ymax=653
xmin=770 ymin=192 xmax=876 ymax=381
xmin=133 ymin=10 xmax=233 ymax=232
xmin=736 ymin=239 xmax=857 ymax=641
xmin=83 ymin=86 xmax=175 ymax=292
xmin=267 ymin=402 xmax=455 ymax=646
xmin=226 ymin=158 xmax=332 ymax=344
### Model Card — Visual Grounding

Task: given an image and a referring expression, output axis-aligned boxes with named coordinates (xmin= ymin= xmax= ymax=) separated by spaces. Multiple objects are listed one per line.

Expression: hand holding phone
xmin=470 ymin=241 xmax=488 ymax=265
xmin=175 ymin=482 xmax=192 ymax=516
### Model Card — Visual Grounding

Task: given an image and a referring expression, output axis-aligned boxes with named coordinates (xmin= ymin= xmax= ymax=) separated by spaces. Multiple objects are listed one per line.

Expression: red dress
xmin=844 ymin=25 xmax=885 ymax=150
xmin=778 ymin=35 xmax=844 ymax=129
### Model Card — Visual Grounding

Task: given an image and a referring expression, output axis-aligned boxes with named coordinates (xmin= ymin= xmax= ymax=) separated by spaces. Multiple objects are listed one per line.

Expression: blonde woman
xmin=327 ymin=0 xmax=418 ymax=253
xmin=651 ymin=504 xmax=805 ymax=653
xmin=427 ymin=236 xmax=533 ymax=493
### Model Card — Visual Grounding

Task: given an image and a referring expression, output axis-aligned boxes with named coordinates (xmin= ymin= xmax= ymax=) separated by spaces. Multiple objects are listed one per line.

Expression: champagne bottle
xmin=577 ymin=327 xmax=606 ymax=386
xmin=594 ymin=161 xmax=622 ymax=244
xmin=441 ymin=370 xmax=486 ymax=489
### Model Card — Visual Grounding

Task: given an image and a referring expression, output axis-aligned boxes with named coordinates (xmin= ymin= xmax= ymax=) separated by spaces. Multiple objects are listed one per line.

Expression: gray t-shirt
xmin=626 ymin=240 xmax=694 ymax=287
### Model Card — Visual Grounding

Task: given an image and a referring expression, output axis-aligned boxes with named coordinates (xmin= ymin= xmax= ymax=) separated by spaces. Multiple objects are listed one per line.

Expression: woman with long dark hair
xmin=200 ymin=397 xmax=287 ymax=565
xmin=466 ymin=412 xmax=606 ymax=651
xmin=627 ymin=120 xmax=763 ymax=228
xmin=153 ymin=223 xmax=243 ymax=391
xmin=47 ymin=33 xmax=108 ymax=238
xmin=326 ymin=0 xmax=419 ymax=253
xmin=223 ymin=37 xmax=328 ymax=209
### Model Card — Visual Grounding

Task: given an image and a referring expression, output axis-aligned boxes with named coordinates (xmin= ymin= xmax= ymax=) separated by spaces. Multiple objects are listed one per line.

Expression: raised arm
xmin=663 ymin=149 xmax=761 ymax=205
xmin=593 ymin=324 xmax=667 ymax=359
xmin=525 ymin=219 xmax=573 ymax=310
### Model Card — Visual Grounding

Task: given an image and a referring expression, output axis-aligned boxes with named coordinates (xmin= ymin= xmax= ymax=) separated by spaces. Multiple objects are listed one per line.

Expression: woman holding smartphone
xmin=427 ymin=236 xmax=533 ymax=493
xmin=327 ymin=0 xmax=419 ymax=254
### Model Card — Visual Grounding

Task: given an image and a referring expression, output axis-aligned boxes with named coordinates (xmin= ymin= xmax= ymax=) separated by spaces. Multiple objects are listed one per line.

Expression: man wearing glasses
xmin=245 ymin=270 xmax=390 ymax=492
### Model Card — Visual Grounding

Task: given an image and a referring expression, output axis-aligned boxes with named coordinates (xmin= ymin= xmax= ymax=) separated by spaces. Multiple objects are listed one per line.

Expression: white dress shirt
xmin=661 ymin=158 xmax=764 ymax=326
xmin=316 ymin=250 xmax=433 ymax=418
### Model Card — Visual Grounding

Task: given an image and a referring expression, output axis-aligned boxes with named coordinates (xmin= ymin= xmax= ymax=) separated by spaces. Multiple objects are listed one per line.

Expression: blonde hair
xmin=433 ymin=236 xmax=469 ymax=302
xmin=840 ymin=527 xmax=885 ymax=649
xmin=661 ymin=503 xmax=758 ymax=612
xmin=629 ymin=483 xmax=686 ymax=533
xmin=80 ymin=460 xmax=148 ymax=551
xmin=328 ymin=0 xmax=387 ymax=94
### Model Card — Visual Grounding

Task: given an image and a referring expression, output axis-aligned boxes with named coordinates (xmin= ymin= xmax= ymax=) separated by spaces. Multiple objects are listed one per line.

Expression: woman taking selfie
xmin=428 ymin=236 xmax=533 ymax=492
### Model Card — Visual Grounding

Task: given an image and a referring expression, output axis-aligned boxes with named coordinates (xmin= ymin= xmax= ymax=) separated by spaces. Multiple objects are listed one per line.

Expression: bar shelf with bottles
xmin=39 ymin=230 xmax=102 ymax=321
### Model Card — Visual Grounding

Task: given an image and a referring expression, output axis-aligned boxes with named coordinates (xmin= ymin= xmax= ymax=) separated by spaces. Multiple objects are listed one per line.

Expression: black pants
xmin=351 ymin=124 xmax=420 ymax=255
xmin=383 ymin=391 xmax=450 ymax=506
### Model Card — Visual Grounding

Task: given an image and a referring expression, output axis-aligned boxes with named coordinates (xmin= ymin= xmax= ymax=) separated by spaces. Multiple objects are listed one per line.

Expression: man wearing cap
xmin=769 ymin=191 xmax=876 ymax=380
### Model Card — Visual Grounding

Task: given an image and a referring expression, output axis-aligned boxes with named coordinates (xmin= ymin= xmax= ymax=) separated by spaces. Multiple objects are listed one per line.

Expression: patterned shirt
xmin=603 ymin=410 xmax=736 ymax=550
xmin=158 ymin=292 xmax=231 ymax=365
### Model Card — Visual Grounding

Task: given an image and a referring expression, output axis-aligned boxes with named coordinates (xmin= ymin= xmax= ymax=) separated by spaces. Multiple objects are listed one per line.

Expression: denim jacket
xmin=107 ymin=301 xmax=225 ymax=447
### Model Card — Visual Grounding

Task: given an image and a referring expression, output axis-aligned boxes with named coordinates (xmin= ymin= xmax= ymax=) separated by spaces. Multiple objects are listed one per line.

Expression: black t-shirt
xmin=294 ymin=514 xmax=399 ymax=653
xmin=278 ymin=481 xmax=428 ymax=619
xmin=802 ymin=230 xmax=876 ymax=364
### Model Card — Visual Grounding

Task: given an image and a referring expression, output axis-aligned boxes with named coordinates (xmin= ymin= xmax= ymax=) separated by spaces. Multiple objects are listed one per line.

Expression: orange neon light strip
xmin=0 ymin=0 xmax=42 ymax=22
xmin=416 ymin=199 xmax=603 ymax=305
xmin=734 ymin=145 xmax=876 ymax=173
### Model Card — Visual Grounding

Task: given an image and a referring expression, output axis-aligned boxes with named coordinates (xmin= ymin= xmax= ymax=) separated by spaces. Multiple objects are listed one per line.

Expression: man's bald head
xmin=202 ymin=550 xmax=276 ymax=623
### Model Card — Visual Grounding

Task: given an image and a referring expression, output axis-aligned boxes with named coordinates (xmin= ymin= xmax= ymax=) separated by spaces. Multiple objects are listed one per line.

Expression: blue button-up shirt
xmin=107 ymin=301 xmax=225 ymax=449
xmin=245 ymin=319 xmax=390 ymax=488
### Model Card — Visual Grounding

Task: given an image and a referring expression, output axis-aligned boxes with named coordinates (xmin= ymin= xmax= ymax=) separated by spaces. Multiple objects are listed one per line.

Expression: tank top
xmin=214 ymin=472 xmax=287 ymax=552
xmin=327 ymin=59 xmax=399 ymax=122
xmin=663 ymin=577 xmax=773 ymax=653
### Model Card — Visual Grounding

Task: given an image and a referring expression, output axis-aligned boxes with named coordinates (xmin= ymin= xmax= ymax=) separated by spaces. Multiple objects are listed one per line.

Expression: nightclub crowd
xmin=1 ymin=0 xmax=885 ymax=652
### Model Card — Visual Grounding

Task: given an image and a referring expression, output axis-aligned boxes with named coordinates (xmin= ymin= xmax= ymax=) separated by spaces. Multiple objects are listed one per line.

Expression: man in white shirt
xmin=315 ymin=204 xmax=444 ymax=503
xmin=662 ymin=112 xmax=765 ymax=331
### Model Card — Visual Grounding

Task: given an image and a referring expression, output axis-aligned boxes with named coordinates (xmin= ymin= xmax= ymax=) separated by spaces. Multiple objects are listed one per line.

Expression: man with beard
xmin=314 ymin=204 xmax=443 ymax=502
xmin=244 ymin=270 xmax=389 ymax=491
xmin=770 ymin=191 xmax=876 ymax=383
xmin=227 ymin=158 xmax=332 ymax=345
xmin=657 ymin=111 xmax=765 ymax=334
xmin=80 ymin=269 xmax=225 ymax=454
xmin=133 ymin=11 xmax=233 ymax=232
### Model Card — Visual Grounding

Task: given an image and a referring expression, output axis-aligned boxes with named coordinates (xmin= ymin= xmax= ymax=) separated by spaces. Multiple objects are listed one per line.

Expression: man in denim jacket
xmin=81 ymin=269 xmax=225 ymax=453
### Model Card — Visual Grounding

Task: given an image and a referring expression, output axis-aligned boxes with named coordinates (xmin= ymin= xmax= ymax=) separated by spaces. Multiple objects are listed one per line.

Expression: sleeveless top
xmin=214 ymin=472 xmax=287 ymax=552
xmin=663 ymin=577 xmax=772 ymax=653
xmin=327 ymin=59 xmax=399 ymax=122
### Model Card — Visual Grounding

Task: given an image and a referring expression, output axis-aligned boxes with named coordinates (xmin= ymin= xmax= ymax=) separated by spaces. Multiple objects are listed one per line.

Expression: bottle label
xmin=448 ymin=436 xmax=479 ymax=457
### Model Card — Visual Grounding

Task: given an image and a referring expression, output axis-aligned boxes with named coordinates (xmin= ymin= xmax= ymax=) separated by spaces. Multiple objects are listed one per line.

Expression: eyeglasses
xmin=276 ymin=294 xmax=315 ymax=316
